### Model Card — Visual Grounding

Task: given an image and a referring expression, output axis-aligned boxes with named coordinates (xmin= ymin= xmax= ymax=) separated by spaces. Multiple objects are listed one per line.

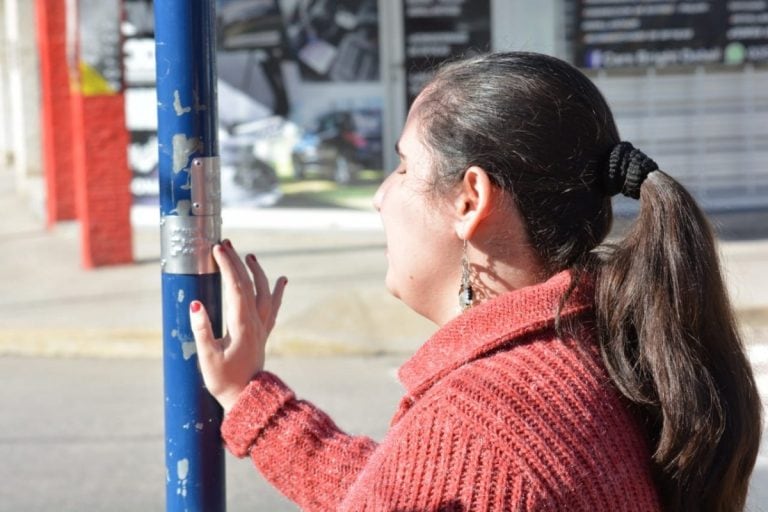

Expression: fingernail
xmin=246 ymin=254 xmax=255 ymax=262
xmin=223 ymin=239 xmax=233 ymax=249
xmin=190 ymin=301 xmax=201 ymax=313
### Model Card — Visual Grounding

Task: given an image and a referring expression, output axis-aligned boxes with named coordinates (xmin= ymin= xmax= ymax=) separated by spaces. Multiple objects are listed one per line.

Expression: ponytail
xmin=595 ymin=169 xmax=762 ymax=510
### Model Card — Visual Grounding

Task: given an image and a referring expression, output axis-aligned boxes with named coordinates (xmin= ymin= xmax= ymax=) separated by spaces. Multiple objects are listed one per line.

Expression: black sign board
xmin=572 ymin=0 xmax=768 ymax=69
xmin=403 ymin=0 xmax=491 ymax=107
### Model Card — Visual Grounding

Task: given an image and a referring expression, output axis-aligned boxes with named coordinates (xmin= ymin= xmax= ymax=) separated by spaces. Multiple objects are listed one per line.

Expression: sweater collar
xmin=398 ymin=270 xmax=593 ymax=398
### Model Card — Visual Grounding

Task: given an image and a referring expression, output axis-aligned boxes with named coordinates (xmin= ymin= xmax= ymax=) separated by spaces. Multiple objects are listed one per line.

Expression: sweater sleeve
xmin=220 ymin=371 xmax=378 ymax=511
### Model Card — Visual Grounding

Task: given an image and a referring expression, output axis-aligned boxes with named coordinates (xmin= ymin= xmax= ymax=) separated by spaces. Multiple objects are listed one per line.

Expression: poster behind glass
xmin=284 ymin=0 xmax=380 ymax=81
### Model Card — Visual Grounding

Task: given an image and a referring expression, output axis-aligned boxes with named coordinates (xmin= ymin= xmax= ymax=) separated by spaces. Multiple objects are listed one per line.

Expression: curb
xmin=3 ymin=307 xmax=767 ymax=360
xmin=0 ymin=328 xmax=161 ymax=359
xmin=0 ymin=329 xmax=420 ymax=360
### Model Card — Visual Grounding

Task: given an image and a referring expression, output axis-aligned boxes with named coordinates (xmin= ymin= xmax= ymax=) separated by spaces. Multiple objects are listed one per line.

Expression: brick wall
xmin=36 ymin=0 xmax=76 ymax=226
xmin=70 ymin=93 xmax=133 ymax=268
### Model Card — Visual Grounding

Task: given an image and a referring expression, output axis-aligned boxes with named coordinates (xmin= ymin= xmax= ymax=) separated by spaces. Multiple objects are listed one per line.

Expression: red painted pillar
xmin=68 ymin=0 xmax=133 ymax=268
xmin=36 ymin=0 xmax=76 ymax=227
xmin=70 ymin=93 xmax=133 ymax=267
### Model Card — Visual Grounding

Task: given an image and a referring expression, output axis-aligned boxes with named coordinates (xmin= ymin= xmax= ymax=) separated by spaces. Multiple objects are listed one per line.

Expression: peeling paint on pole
xmin=172 ymin=134 xmax=201 ymax=173
xmin=176 ymin=458 xmax=189 ymax=497
xmin=173 ymin=90 xmax=192 ymax=115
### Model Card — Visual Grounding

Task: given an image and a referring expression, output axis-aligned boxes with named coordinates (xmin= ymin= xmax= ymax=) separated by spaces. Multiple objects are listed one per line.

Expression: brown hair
xmin=417 ymin=52 xmax=762 ymax=510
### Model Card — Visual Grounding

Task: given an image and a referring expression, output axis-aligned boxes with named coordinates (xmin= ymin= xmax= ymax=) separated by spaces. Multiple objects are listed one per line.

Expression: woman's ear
xmin=454 ymin=165 xmax=494 ymax=240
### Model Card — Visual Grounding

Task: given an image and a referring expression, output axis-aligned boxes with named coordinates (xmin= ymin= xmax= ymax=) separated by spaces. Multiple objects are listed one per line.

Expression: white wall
xmin=0 ymin=0 xmax=10 ymax=170
xmin=3 ymin=0 xmax=43 ymax=197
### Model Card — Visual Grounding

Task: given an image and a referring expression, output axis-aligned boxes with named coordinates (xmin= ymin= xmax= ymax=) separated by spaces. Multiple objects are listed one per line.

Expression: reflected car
xmin=218 ymin=0 xmax=286 ymax=51
xmin=220 ymin=134 xmax=282 ymax=207
xmin=291 ymin=109 xmax=383 ymax=184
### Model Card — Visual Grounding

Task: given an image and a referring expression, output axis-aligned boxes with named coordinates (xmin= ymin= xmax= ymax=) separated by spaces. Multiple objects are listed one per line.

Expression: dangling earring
xmin=458 ymin=239 xmax=474 ymax=311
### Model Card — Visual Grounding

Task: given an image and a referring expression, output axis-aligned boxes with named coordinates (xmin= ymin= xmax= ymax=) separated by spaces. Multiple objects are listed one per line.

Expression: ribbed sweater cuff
xmin=221 ymin=371 xmax=295 ymax=457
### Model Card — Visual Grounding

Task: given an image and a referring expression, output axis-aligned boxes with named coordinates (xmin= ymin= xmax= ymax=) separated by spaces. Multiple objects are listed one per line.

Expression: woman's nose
xmin=372 ymin=175 xmax=388 ymax=211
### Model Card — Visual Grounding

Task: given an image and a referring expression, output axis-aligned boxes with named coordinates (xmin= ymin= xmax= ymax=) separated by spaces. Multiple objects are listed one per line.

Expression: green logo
xmin=724 ymin=42 xmax=746 ymax=65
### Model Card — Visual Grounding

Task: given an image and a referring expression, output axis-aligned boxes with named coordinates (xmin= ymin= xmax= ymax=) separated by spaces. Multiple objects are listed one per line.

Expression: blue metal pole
xmin=154 ymin=1 xmax=225 ymax=511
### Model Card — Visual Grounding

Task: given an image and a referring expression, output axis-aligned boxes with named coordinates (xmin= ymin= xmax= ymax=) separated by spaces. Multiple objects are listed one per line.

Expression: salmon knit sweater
xmin=222 ymin=271 xmax=662 ymax=511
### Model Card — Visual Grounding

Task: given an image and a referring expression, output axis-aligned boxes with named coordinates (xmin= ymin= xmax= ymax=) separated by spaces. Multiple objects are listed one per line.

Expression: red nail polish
xmin=190 ymin=301 xmax=201 ymax=313
xmin=224 ymin=239 xmax=233 ymax=249
xmin=247 ymin=254 xmax=255 ymax=262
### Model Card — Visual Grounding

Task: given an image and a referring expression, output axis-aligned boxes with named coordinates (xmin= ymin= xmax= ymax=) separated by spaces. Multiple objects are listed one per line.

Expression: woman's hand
xmin=190 ymin=240 xmax=287 ymax=413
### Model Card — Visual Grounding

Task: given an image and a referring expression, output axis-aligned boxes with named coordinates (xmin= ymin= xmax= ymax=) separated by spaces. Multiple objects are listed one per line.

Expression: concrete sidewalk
xmin=1 ymin=180 xmax=767 ymax=359
xmin=0 ymin=179 xmax=435 ymax=358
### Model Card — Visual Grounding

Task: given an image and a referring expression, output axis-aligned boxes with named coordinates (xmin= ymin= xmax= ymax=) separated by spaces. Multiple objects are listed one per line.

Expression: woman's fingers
xmin=189 ymin=301 xmax=218 ymax=385
xmin=215 ymin=242 xmax=253 ymax=311
xmin=265 ymin=276 xmax=288 ymax=333
xmin=215 ymin=241 xmax=288 ymax=341
xmin=245 ymin=254 xmax=273 ymax=321
xmin=244 ymin=254 xmax=289 ymax=332
xmin=213 ymin=243 xmax=243 ymax=301
xmin=190 ymin=301 xmax=215 ymax=352
xmin=246 ymin=254 xmax=269 ymax=296
xmin=220 ymin=240 xmax=252 ymax=294
xmin=214 ymin=242 xmax=258 ymax=343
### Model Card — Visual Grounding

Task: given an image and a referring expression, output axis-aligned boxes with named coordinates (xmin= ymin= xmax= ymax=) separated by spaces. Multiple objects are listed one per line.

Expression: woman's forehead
xmin=397 ymin=118 xmax=423 ymax=156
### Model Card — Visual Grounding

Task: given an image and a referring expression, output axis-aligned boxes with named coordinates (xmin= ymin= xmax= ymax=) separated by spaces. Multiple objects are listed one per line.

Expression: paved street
xmin=0 ymin=355 xmax=405 ymax=511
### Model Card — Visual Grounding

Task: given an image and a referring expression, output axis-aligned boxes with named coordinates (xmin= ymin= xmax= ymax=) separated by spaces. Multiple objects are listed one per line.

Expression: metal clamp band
xmin=161 ymin=215 xmax=221 ymax=274
xmin=190 ymin=156 xmax=221 ymax=216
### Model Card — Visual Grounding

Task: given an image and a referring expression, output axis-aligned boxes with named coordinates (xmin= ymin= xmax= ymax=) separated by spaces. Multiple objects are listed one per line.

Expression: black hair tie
xmin=603 ymin=141 xmax=658 ymax=199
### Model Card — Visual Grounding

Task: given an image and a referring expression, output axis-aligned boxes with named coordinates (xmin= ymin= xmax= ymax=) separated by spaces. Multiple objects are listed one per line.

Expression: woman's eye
xmin=396 ymin=167 xmax=406 ymax=175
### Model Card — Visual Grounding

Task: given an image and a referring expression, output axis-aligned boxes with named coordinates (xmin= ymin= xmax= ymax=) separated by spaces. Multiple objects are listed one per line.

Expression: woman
xmin=190 ymin=52 xmax=761 ymax=511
